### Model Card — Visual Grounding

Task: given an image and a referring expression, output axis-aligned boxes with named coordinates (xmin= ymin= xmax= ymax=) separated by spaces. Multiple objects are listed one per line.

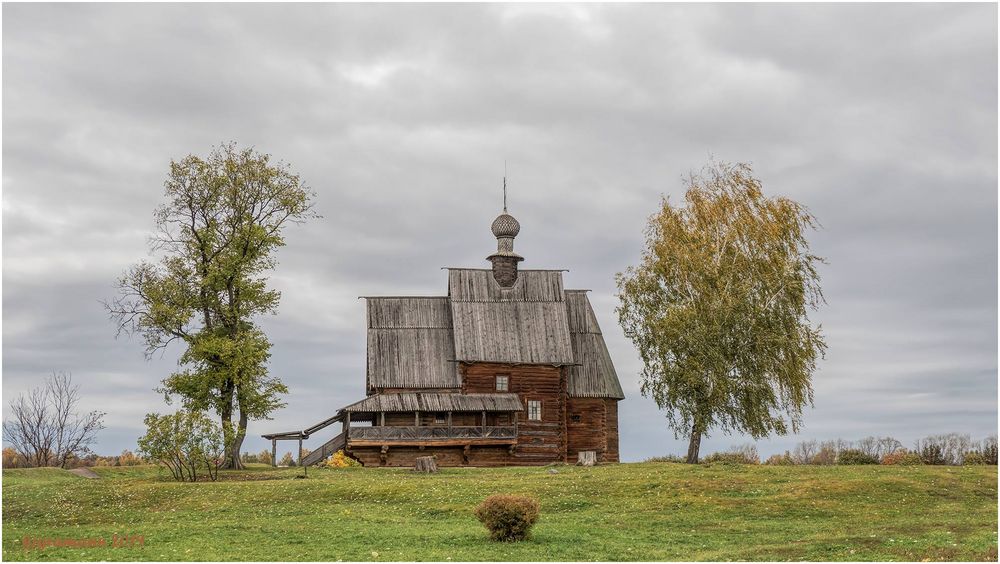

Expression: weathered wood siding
xmin=461 ymin=362 xmax=566 ymax=464
xmin=366 ymin=297 xmax=460 ymax=390
xmin=348 ymin=446 xmax=515 ymax=467
xmin=343 ymin=392 xmax=522 ymax=413
xmin=565 ymin=397 xmax=621 ymax=463
xmin=448 ymin=269 xmax=576 ymax=365
xmin=448 ymin=269 xmax=565 ymax=302
xmin=566 ymin=397 xmax=607 ymax=461
xmin=605 ymin=399 xmax=620 ymax=462
xmin=380 ymin=412 xmax=486 ymax=427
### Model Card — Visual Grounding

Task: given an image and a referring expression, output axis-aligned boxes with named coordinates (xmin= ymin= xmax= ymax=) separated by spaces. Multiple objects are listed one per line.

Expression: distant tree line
xmin=240 ymin=448 xmax=311 ymax=467
xmin=2 ymin=447 xmax=144 ymax=469
xmin=646 ymin=433 xmax=998 ymax=466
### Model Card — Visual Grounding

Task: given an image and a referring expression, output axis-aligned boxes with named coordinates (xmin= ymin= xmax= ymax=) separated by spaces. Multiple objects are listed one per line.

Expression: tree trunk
xmin=223 ymin=409 xmax=247 ymax=470
xmin=686 ymin=423 xmax=702 ymax=464
xmin=227 ymin=425 xmax=246 ymax=470
xmin=219 ymin=377 xmax=246 ymax=470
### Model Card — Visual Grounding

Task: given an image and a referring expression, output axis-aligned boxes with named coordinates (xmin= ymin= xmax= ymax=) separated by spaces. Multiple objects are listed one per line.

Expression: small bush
xmin=811 ymin=446 xmax=838 ymax=465
xmin=118 ymin=449 xmax=144 ymax=466
xmin=323 ymin=450 xmax=360 ymax=468
xmin=765 ymin=452 xmax=795 ymax=465
xmin=474 ymin=494 xmax=540 ymax=541
xmin=2 ymin=447 xmax=25 ymax=468
xmin=963 ymin=451 xmax=987 ymax=465
xmin=881 ymin=450 xmax=923 ymax=465
xmin=702 ymin=452 xmax=746 ymax=464
xmin=644 ymin=455 xmax=685 ymax=463
xmin=703 ymin=444 xmax=759 ymax=464
xmin=838 ymin=449 xmax=879 ymax=465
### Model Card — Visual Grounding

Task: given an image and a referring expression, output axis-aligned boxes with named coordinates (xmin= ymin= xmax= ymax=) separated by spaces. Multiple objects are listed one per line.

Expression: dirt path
xmin=68 ymin=468 xmax=100 ymax=479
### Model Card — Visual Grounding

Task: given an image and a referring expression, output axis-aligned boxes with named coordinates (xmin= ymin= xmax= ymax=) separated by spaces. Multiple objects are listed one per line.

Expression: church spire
xmin=503 ymin=161 xmax=508 ymax=212
xmin=487 ymin=173 xmax=523 ymax=287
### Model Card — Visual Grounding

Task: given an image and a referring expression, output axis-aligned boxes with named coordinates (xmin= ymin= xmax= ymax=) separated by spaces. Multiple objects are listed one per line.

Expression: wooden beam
xmin=447 ymin=411 xmax=452 ymax=431
xmin=415 ymin=411 xmax=420 ymax=426
xmin=350 ymin=438 xmax=516 ymax=448
xmin=380 ymin=411 xmax=385 ymax=427
xmin=271 ymin=439 xmax=276 ymax=468
xmin=482 ymin=410 xmax=487 ymax=433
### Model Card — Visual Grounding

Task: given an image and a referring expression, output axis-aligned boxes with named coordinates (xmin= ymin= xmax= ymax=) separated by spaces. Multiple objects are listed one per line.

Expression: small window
xmin=571 ymin=414 xmax=582 ymax=423
xmin=495 ymin=375 xmax=509 ymax=392
xmin=527 ymin=400 xmax=542 ymax=421
xmin=434 ymin=413 xmax=446 ymax=424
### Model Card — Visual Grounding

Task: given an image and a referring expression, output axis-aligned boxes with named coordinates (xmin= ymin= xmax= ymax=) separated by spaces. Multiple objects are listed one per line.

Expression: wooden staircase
xmin=301 ymin=431 xmax=347 ymax=467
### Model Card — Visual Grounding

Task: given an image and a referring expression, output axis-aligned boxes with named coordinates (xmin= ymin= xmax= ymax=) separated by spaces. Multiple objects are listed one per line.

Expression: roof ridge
xmin=360 ymin=295 xmax=449 ymax=299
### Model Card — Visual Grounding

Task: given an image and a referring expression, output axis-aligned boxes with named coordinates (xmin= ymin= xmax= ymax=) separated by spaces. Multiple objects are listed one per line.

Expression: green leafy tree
xmin=107 ymin=143 xmax=316 ymax=468
xmin=616 ymin=161 xmax=826 ymax=463
xmin=137 ymin=410 xmax=224 ymax=481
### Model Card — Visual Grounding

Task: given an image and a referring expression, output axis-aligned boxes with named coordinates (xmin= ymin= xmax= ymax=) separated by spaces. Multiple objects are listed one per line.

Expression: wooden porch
xmin=347 ymin=425 xmax=516 ymax=447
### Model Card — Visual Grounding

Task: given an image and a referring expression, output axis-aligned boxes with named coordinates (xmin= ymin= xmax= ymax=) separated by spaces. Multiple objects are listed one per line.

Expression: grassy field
xmin=2 ymin=462 xmax=996 ymax=561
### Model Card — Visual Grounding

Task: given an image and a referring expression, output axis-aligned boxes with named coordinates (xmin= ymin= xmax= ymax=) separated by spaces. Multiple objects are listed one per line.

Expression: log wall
xmin=566 ymin=397 xmax=607 ymax=461
xmin=345 ymin=363 xmax=621 ymax=467
xmin=604 ymin=399 xmax=620 ymax=462
xmin=462 ymin=362 xmax=566 ymax=464
xmin=348 ymin=445 xmax=515 ymax=467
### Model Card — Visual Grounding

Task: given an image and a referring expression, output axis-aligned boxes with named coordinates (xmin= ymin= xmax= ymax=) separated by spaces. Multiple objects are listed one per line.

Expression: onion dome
xmin=491 ymin=212 xmax=520 ymax=239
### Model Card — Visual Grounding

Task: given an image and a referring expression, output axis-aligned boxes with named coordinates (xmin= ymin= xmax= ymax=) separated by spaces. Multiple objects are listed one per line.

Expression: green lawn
xmin=2 ymin=462 xmax=996 ymax=561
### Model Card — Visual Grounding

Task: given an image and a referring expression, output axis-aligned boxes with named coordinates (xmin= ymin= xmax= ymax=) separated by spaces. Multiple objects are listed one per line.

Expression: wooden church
xmin=264 ymin=201 xmax=624 ymax=467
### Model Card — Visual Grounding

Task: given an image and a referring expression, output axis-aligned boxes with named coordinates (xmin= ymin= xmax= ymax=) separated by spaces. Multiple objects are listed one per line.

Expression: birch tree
xmin=616 ymin=161 xmax=826 ymax=463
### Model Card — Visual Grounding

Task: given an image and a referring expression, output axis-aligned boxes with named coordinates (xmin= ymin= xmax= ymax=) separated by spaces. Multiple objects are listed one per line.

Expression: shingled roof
xmin=565 ymin=290 xmax=625 ymax=399
xmin=448 ymin=269 xmax=575 ymax=365
xmin=343 ymin=392 xmax=523 ymax=413
xmin=364 ymin=270 xmax=623 ymax=399
xmin=366 ymin=297 xmax=460 ymax=390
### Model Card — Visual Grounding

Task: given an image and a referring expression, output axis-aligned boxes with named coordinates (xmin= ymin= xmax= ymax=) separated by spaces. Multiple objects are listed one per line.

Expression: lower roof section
xmin=342 ymin=392 xmax=523 ymax=413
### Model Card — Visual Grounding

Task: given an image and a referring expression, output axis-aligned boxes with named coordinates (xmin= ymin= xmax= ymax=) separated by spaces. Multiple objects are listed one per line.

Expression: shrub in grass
xmin=703 ymin=444 xmax=759 ymax=464
xmin=881 ymin=450 xmax=923 ymax=465
xmin=765 ymin=452 xmax=795 ymax=465
xmin=963 ymin=451 xmax=987 ymax=465
xmin=811 ymin=446 xmax=838 ymax=465
xmin=474 ymin=494 xmax=540 ymax=541
xmin=702 ymin=452 xmax=749 ymax=464
xmin=323 ymin=450 xmax=360 ymax=468
xmin=644 ymin=455 xmax=686 ymax=463
xmin=838 ymin=449 xmax=879 ymax=465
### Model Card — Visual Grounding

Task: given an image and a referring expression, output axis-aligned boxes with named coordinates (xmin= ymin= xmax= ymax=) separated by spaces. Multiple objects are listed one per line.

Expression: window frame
xmin=495 ymin=374 xmax=510 ymax=392
xmin=527 ymin=400 xmax=542 ymax=421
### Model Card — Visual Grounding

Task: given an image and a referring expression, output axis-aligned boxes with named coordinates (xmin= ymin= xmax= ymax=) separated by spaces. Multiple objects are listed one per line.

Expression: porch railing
xmin=349 ymin=425 xmax=516 ymax=441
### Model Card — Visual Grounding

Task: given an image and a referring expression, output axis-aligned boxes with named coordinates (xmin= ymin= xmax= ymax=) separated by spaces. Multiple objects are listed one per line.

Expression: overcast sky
xmin=3 ymin=3 xmax=997 ymax=462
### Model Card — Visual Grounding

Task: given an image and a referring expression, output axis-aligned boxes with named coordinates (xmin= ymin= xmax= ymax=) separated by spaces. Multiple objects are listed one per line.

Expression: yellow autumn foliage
xmin=322 ymin=450 xmax=360 ymax=468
